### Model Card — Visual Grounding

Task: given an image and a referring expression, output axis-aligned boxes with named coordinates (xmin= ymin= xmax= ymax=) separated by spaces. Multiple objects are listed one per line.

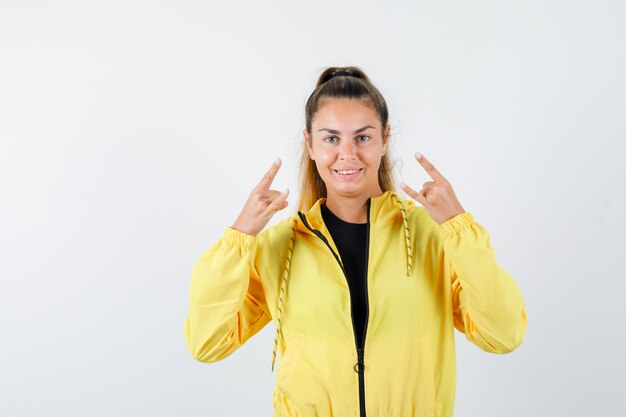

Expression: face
xmin=304 ymin=98 xmax=390 ymax=200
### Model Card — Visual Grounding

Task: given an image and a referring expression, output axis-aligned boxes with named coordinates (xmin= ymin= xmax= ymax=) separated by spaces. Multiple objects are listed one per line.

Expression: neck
xmin=324 ymin=187 xmax=384 ymax=224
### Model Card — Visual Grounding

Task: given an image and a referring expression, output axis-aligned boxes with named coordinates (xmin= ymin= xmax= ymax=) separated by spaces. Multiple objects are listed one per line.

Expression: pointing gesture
xmin=231 ymin=158 xmax=290 ymax=236
xmin=400 ymin=153 xmax=466 ymax=225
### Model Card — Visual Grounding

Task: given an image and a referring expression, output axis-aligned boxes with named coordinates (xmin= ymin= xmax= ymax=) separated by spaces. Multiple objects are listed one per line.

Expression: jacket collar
xmin=290 ymin=190 xmax=414 ymax=277
xmin=294 ymin=190 xmax=407 ymax=234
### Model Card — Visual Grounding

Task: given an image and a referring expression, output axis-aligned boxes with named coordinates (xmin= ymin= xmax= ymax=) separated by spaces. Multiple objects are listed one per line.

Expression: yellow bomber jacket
xmin=184 ymin=190 xmax=528 ymax=417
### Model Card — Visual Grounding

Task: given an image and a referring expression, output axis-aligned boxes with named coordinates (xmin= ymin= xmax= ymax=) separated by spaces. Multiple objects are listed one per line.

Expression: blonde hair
xmin=296 ymin=66 xmax=397 ymax=212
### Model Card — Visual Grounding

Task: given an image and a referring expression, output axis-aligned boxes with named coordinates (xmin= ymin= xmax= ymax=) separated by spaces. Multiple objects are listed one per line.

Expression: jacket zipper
xmin=297 ymin=199 xmax=371 ymax=417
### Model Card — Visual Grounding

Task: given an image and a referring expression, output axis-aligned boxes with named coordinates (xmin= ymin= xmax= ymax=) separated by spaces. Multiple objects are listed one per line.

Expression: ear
xmin=382 ymin=124 xmax=390 ymax=153
xmin=304 ymin=128 xmax=314 ymax=159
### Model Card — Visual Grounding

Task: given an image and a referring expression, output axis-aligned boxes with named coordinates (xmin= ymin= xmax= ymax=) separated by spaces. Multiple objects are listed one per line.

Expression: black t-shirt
xmin=320 ymin=202 xmax=368 ymax=349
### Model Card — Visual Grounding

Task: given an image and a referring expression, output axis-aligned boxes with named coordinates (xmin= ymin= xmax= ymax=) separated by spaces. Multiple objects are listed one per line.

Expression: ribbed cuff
xmin=224 ymin=226 xmax=257 ymax=249
xmin=439 ymin=212 xmax=476 ymax=238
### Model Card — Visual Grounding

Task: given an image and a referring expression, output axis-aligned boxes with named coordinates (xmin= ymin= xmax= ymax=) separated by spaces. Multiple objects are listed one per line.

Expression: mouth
xmin=333 ymin=168 xmax=363 ymax=178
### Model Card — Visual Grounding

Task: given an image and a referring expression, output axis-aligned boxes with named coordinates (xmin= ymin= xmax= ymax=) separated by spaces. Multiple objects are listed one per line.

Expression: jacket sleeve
xmin=438 ymin=212 xmax=528 ymax=353
xmin=184 ymin=226 xmax=272 ymax=363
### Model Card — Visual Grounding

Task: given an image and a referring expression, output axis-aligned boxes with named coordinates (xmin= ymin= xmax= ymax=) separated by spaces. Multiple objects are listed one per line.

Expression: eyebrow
xmin=317 ymin=125 xmax=376 ymax=134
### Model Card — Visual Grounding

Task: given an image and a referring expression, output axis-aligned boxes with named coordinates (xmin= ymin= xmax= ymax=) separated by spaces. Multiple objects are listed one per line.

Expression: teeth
xmin=336 ymin=169 xmax=360 ymax=174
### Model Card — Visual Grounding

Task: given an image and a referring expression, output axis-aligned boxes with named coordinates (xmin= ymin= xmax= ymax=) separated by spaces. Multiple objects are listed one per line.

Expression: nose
xmin=339 ymin=140 xmax=357 ymax=160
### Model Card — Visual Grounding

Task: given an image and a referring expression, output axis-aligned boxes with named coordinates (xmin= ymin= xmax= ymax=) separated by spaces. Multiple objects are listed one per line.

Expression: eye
xmin=358 ymin=135 xmax=370 ymax=142
xmin=323 ymin=136 xmax=338 ymax=143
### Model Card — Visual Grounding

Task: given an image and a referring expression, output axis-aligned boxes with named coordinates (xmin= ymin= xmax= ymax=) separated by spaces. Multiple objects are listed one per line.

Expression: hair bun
xmin=324 ymin=69 xmax=361 ymax=83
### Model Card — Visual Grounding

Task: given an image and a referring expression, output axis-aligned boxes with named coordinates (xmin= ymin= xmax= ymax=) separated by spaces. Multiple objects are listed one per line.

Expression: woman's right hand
xmin=231 ymin=158 xmax=290 ymax=237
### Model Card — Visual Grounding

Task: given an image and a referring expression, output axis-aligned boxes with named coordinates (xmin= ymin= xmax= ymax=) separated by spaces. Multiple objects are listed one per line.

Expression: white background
xmin=1 ymin=0 xmax=624 ymax=416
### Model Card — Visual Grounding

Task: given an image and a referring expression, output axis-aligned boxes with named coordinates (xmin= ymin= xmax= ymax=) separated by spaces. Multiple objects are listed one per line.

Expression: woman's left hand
xmin=400 ymin=153 xmax=466 ymax=226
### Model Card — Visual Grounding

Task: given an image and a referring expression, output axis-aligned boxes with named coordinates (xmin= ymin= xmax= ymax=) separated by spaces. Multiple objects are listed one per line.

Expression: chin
xmin=329 ymin=183 xmax=369 ymax=196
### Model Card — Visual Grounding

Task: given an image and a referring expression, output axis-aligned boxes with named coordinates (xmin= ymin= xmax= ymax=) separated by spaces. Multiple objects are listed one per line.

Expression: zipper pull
xmin=354 ymin=347 xmax=365 ymax=374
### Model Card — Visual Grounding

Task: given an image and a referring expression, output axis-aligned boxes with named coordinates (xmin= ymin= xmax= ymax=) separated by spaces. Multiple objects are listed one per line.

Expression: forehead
xmin=313 ymin=98 xmax=379 ymax=128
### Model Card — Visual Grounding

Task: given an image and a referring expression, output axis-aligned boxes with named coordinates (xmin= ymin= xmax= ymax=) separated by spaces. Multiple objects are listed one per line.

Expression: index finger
xmin=256 ymin=157 xmax=282 ymax=190
xmin=415 ymin=153 xmax=446 ymax=182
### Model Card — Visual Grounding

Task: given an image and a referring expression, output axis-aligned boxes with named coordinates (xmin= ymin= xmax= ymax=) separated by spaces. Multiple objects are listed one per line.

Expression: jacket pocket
xmin=365 ymin=335 xmax=436 ymax=416
xmin=416 ymin=336 xmax=436 ymax=416
xmin=276 ymin=333 xmax=303 ymax=389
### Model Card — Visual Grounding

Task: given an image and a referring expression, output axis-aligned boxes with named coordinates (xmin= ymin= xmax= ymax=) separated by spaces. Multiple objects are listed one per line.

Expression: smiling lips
xmin=333 ymin=167 xmax=363 ymax=178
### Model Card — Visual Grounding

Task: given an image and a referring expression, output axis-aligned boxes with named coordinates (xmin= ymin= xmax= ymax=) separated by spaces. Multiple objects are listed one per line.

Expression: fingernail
xmin=283 ymin=188 xmax=289 ymax=195
xmin=275 ymin=157 xmax=281 ymax=164
xmin=415 ymin=152 xmax=422 ymax=159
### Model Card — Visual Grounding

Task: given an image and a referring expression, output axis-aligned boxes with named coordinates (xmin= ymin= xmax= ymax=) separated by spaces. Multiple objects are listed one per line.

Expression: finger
xmin=414 ymin=153 xmax=447 ymax=183
xmin=399 ymin=182 xmax=427 ymax=206
xmin=259 ymin=190 xmax=281 ymax=201
xmin=422 ymin=181 xmax=436 ymax=190
xmin=268 ymin=188 xmax=289 ymax=212
xmin=255 ymin=158 xmax=282 ymax=190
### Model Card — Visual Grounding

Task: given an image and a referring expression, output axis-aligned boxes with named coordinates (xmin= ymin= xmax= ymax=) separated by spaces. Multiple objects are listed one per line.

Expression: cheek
xmin=361 ymin=149 xmax=381 ymax=163
xmin=317 ymin=152 xmax=336 ymax=165
xmin=313 ymin=156 xmax=332 ymax=177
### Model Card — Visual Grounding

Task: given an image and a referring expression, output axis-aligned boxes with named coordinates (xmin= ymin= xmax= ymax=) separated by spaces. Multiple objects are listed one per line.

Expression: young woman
xmin=184 ymin=66 xmax=528 ymax=417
